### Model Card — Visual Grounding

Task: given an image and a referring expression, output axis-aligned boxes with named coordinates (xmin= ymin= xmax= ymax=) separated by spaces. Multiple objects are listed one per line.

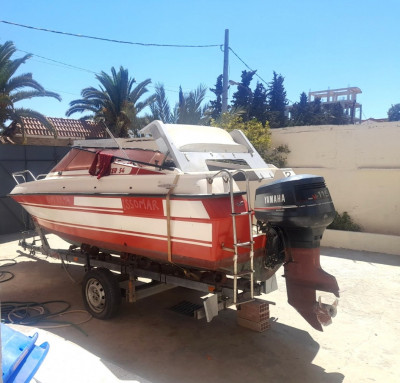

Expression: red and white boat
xmin=10 ymin=121 xmax=339 ymax=330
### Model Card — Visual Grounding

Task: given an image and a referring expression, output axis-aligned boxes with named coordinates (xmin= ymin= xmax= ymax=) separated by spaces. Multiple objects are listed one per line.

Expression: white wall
xmin=271 ymin=121 xmax=400 ymax=236
xmin=323 ymin=230 xmax=400 ymax=255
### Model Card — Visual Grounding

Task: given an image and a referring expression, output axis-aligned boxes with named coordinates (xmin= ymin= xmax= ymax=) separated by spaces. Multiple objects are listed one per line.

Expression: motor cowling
xmin=254 ymin=174 xmax=335 ymax=248
xmin=254 ymin=174 xmax=339 ymax=331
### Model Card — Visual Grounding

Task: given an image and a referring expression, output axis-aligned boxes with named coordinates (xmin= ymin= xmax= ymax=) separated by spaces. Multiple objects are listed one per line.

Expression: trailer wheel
xmin=82 ymin=268 xmax=121 ymax=319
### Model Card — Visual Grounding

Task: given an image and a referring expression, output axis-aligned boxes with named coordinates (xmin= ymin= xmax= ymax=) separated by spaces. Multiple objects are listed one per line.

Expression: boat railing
xmin=12 ymin=170 xmax=37 ymax=185
xmin=189 ymin=166 xmax=295 ymax=180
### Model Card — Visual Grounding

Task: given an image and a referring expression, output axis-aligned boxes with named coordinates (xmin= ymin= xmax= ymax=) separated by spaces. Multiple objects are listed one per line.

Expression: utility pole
xmin=222 ymin=29 xmax=229 ymax=113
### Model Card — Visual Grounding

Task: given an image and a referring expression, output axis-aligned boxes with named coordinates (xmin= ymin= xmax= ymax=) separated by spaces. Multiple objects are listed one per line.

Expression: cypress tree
xmin=250 ymin=82 xmax=268 ymax=125
xmin=209 ymin=75 xmax=223 ymax=120
xmin=231 ymin=70 xmax=255 ymax=121
xmin=267 ymin=71 xmax=288 ymax=128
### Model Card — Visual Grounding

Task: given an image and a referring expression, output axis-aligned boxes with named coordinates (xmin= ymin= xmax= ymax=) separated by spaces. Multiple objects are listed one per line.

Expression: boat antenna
xmin=101 ymin=121 xmax=130 ymax=159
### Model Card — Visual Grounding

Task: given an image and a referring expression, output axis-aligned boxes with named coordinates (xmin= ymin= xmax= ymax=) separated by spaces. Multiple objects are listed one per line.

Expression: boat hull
xmin=11 ymin=193 xmax=267 ymax=274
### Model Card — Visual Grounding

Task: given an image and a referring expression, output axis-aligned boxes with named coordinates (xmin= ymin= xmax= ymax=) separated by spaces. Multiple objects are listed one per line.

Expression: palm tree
xmin=149 ymin=82 xmax=175 ymax=123
xmin=0 ymin=41 xmax=61 ymax=140
xmin=177 ymin=84 xmax=209 ymax=125
xmin=148 ymin=83 xmax=209 ymax=125
xmin=66 ymin=66 xmax=155 ymax=137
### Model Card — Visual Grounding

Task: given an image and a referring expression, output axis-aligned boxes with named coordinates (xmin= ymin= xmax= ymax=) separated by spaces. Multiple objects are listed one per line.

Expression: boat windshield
xmin=50 ymin=147 xmax=176 ymax=173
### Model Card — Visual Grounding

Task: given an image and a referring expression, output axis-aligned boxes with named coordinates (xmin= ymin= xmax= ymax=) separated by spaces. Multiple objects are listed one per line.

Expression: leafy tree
xmin=66 ymin=66 xmax=154 ymax=137
xmin=289 ymin=92 xmax=313 ymax=126
xmin=250 ymin=82 xmax=268 ymax=126
xmin=231 ymin=70 xmax=255 ymax=121
xmin=290 ymin=93 xmax=352 ymax=126
xmin=0 ymin=41 xmax=61 ymax=140
xmin=209 ymin=74 xmax=223 ymax=120
xmin=264 ymin=144 xmax=290 ymax=168
xmin=267 ymin=71 xmax=288 ymax=128
xmin=388 ymin=104 xmax=400 ymax=121
xmin=211 ymin=113 xmax=271 ymax=157
xmin=309 ymin=102 xmax=349 ymax=125
xmin=211 ymin=113 xmax=290 ymax=166
xmin=328 ymin=211 xmax=361 ymax=231
xmin=326 ymin=102 xmax=349 ymax=125
xmin=310 ymin=97 xmax=323 ymax=125
xmin=299 ymin=92 xmax=308 ymax=108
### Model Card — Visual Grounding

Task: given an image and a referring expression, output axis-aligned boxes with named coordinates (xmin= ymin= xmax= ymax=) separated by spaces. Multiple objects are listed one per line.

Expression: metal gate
xmin=0 ymin=145 xmax=70 ymax=235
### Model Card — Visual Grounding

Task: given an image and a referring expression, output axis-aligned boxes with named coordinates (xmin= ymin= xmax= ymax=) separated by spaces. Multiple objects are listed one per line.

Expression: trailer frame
xmin=18 ymin=224 xmax=276 ymax=322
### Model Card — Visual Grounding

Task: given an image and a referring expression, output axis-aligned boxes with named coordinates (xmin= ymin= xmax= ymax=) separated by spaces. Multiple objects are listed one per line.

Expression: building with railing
xmin=308 ymin=87 xmax=362 ymax=123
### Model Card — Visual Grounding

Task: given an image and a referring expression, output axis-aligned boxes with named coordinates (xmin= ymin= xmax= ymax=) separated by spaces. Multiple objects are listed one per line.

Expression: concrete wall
xmin=323 ymin=230 xmax=400 ymax=256
xmin=271 ymin=121 xmax=400 ymax=236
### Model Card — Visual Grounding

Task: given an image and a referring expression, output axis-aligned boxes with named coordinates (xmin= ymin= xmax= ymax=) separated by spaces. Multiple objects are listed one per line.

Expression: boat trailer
xmin=19 ymin=223 xmax=278 ymax=323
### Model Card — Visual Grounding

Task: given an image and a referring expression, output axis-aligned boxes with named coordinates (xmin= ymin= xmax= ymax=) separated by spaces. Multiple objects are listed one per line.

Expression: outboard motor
xmin=255 ymin=174 xmax=340 ymax=331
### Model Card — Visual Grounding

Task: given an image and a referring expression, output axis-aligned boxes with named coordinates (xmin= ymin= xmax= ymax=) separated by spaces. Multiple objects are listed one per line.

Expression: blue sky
xmin=1 ymin=0 xmax=399 ymax=120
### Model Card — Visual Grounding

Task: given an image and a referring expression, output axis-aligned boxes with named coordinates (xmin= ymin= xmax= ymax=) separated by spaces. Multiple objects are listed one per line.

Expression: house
xmin=1 ymin=117 xmax=107 ymax=146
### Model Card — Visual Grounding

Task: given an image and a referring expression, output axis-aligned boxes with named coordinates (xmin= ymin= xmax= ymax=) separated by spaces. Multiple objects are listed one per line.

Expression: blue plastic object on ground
xmin=1 ymin=323 xmax=49 ymax=383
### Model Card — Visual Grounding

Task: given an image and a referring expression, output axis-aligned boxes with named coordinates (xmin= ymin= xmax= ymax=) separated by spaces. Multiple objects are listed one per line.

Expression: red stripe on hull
xmin=34 ymin=216 xmax=265 ymax=271
xmin=13 ymin=193 xmax=266 ymax=271
xmin=13 ymin=195 xmax=165 ymax=218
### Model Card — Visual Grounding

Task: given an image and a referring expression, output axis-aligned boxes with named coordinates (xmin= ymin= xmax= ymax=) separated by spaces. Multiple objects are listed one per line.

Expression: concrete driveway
xmin=1 ymin=233 xmax=399 ymax=383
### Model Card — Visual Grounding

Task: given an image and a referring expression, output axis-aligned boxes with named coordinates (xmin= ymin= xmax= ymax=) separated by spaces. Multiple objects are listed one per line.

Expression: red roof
xmin=6 ymin=117 xmax=107 ymax=139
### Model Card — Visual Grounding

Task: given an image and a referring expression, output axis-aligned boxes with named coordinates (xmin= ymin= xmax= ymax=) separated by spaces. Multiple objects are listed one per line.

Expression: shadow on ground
xmin=0 ymin=231 xmax=35 ymax=244
xmin=0 ymin=254 xmax=344 ymax=383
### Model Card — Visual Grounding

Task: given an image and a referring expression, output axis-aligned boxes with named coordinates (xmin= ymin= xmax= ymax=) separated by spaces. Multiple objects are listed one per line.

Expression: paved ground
xmin=1 ymin=232 xmax=399 ymax=383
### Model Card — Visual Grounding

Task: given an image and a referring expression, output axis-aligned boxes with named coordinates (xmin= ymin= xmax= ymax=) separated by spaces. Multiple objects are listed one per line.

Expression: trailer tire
xmin=82 ymin=268 xmax=121 ymax=319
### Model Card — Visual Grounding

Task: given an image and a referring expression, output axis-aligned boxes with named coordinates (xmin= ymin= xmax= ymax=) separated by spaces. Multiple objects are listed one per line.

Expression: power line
xmin=1 ymin=20 xmax=221 ymax=48
xmin=17 ymin=49 xmax=98 ymax=74
xmin=16 ymin=49 xmax=211 ymax=99
xmin=229 ymin=47 xmax=269 ymax=86
xmin=229 ymin=46 xmax=296 ymax=103
xmin=5 ymin=20 xmax=270 ymax=93
xmin=16 ymin=49 xmax=197 ymax=93
xmin=4 ymin=22 xmax=273 ymax=103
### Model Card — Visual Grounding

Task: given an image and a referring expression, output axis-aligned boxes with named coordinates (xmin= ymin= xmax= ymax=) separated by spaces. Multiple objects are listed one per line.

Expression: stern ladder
xmin=211 ymin=170 xmax=255 ymax=305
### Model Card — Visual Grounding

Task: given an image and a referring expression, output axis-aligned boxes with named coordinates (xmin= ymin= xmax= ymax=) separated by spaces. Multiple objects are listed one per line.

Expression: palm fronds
xmin=66 ymin=66 xmax=153 ymax=137
xmin=0 ymin=41 xmax=61 ymax=138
